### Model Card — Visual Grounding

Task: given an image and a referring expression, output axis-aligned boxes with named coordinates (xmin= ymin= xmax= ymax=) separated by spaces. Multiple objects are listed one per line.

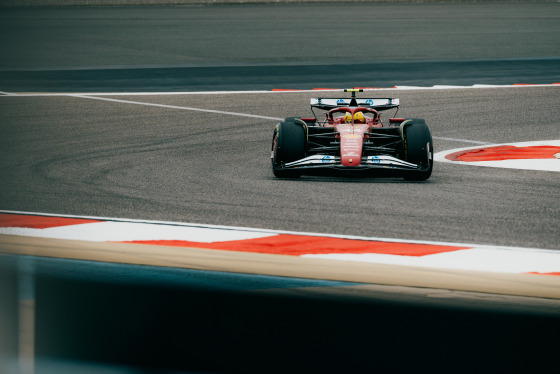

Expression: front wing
xmin=272 ymin=154 xmax=425 ymax=174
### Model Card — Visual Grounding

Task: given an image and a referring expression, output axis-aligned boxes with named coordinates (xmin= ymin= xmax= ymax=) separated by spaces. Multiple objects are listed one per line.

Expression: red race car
xmin=271 ymin=89 xmax=433 ymax=181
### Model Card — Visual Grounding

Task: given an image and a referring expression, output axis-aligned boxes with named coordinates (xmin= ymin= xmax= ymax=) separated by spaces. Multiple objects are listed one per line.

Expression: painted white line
xmin=435 ymin=140 xmax=560 ymax=172
xmin=70 ymin=95 xmax=493 ymax=146
xmin=394 ymin=84 xmax=560 ymax=90
xmin=1 ymin=88 xmax=553 ymax=160
xmin=70 ymin=94 xmax=284 ymax=121
xmin=0 ymin=83 xmax=557 ymax=97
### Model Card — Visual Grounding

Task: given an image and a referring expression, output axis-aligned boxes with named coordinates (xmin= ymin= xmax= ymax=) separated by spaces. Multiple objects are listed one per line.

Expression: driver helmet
xmin=353 ymin=111 xmax=365 ymax=123
xmin=344 ymin=112 xmax=353 ymax=123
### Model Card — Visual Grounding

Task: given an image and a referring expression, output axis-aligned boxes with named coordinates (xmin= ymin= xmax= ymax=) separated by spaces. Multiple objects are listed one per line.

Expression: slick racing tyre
xmin=271 ymin=121 xmax=306 ymax=178
xmin=401 ymin=119 xmax=433 ymax=181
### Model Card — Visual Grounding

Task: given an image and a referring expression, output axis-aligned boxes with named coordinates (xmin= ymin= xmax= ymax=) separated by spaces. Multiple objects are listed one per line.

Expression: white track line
xmin=70 ymin=94 xmax=283 ymax=121
xmin=70 ymin=95 xmax=492 ymax=145
xmin=1 ymin=84 xmax=558 ymax=96
xmin=2 ymin=87 xmax=553 ymax=149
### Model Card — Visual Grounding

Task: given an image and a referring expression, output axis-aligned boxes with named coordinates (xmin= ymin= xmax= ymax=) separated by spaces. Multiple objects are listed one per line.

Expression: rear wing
xmin=310 ymin=98 xmax=399 ymax=111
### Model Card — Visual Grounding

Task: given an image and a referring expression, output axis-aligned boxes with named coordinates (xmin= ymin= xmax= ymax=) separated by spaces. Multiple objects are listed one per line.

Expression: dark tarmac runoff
xmin=1 ymin=2 xmax=559 ymax=92
xmin=1 ymin=2 xmax=560 ymax=373
xmin=2 ymin=58 xmax=559 ymax=93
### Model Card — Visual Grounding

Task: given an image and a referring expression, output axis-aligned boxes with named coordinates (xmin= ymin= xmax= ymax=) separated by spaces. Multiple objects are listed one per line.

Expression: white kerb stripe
xmin=70 ymin=95 xmax=283 ymax=121
xmin=0 ymin=222 xmax=276 ymax=243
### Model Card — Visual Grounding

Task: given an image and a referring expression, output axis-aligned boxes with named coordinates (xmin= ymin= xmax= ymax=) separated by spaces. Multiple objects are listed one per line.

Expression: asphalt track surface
xmin=1 ymin=3 xmax=560 ymax=374
xmin=2 ymin=87 xmax=559 ymax=249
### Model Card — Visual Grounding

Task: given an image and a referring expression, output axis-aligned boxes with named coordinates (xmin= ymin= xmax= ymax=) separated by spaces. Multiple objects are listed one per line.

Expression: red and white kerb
xmin=1 ymin=212 xmax=559 ymax=276
xmin=435 ymin=140 xmax=560 ymax=172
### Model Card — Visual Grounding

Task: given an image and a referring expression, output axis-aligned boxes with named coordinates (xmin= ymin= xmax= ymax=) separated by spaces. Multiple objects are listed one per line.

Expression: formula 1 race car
xmin=271 ymin=89 xmax=433 ymax=180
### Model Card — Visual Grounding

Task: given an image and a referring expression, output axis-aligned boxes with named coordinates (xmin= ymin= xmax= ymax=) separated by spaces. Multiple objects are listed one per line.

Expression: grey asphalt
xmin=1 ymin=86 xmax=559 ymax=249
xmin=1 ymin=3 xmax=559 ymax=90
xmin=1 ymin=3 xmax=559 ymax=250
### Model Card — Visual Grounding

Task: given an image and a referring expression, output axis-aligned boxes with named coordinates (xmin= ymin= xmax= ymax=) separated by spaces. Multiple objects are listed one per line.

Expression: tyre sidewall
xmin=273 ymin=121 xmax=306 ymax=164
xmin=271 ymin=121 xmax=306 ymax=178
xmin=401 ymin=119 xmax=433 ymax=180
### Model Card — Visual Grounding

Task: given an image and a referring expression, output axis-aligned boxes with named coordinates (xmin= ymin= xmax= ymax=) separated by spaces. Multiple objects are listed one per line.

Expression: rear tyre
xmin=271 ymin=121 xmax=306 ymax=178
xmin=401 ymin=119 xmax=433 ymax=181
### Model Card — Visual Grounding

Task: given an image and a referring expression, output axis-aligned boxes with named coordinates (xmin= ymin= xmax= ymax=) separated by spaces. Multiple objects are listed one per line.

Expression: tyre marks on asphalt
xmin=2 ymin=86 xmax=555 ymax=149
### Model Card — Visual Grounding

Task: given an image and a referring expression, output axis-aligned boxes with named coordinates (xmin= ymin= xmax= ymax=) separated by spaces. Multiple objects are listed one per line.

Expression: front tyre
xmin=271 ymin=121 xmax=306 ymax=178
xmin=401 ymin=119 xmax=433 ymax=181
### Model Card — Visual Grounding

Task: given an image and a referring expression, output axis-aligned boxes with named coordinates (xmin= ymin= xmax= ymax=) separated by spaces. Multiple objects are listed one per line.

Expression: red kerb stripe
xmin=446 ymin=145 xmax=560 ymax=162
xmin=0 ymin=213 xmax=100 ymax=229
xmin=121 ymin=234 xmax=468 ymax=256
